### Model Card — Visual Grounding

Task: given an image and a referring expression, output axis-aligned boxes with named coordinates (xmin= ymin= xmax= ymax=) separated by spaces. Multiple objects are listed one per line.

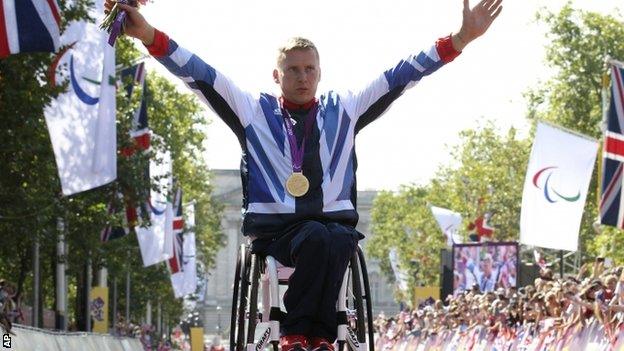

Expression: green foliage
xmin=0 ymin=2 xmax=222 ymax=330
xmin=367 ymin=123 xmax=528 ymax=303
xmin=368 ymin=187 xmax=444 ymax=305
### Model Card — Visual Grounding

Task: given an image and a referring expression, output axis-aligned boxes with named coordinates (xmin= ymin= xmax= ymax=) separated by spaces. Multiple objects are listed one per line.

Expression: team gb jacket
xmin=147 ymin=30 xmax=460 ymax=239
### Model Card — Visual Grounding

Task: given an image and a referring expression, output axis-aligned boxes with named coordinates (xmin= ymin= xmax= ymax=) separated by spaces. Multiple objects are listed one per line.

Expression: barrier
xmin=375 ymin=320 xmax=624 ymax=351
xmin=3 ymin=324 xmax=144 ymax=351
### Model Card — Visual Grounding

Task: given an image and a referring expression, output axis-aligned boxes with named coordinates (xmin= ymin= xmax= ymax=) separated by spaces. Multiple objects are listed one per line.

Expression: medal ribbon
xmin=281 ymin=102 xmax=318 ymax=173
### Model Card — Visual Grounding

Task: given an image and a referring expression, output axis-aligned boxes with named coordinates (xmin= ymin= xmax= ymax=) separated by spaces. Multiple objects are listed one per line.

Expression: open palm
xmin=460 ymin=0 xmax=503 ymax=42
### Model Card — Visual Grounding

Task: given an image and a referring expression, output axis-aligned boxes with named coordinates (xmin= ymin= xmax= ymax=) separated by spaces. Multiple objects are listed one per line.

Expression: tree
xmin=0 ymin=0 xmax=94 ymax=327
xmin=367 ymin=122 xmax=528 ymax=302
xmin=0 ymin=2 xmax=223 ymax=331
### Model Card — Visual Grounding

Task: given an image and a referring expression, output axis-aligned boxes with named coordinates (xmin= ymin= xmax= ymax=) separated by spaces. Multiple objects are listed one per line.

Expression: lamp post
xmin=216 ymin=306 xmax=221 ymax=337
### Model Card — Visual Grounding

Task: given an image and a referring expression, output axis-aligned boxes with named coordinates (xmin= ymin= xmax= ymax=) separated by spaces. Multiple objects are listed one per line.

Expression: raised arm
xmin=342 ymin=0 xmax=502 ymax=133
xmin=105 ymin=1 xmax=256 ymax=144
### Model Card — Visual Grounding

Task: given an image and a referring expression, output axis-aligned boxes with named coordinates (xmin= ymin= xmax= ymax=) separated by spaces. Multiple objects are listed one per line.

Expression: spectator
xmin=373 ymin=262 xmax=624 ymax=349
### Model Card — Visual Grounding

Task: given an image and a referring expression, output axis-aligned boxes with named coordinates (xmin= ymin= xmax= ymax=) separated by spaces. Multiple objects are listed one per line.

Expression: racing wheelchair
xmin=230 ymin=242 xmax=375 ymax=351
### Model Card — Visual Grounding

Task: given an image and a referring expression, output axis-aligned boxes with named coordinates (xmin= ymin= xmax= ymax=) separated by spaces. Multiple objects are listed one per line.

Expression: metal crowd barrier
xmin=2 ymin=324 xmax=144 ymax=351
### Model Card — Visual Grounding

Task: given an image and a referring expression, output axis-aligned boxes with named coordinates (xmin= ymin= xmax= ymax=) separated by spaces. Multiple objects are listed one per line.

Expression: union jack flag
xmin=600 ymin=64 xmax=624 ymax=228
xmin=100 ymin=192 xmax=140 ymax=242
xmin=119 ymin=62 xmax=150 ymax=156
xmin=0 ymin=0 xmax=61 ymax=58
xmin=166 ymin=186 xmax=184 ymax=274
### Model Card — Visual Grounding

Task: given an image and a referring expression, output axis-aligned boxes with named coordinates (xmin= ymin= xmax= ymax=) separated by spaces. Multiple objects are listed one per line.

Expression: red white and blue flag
xmin=120 ymin=62 xmax=150 ymax=156
xmin=100 ymin=192 xmax=141 ymax=242
xmin=600 ymin=63 xmax=624 ymax=229
xmin=468 ymin=212 xmax=494 ymax=241
xmin=167 ymin=187 xmax=184 ymax=275
xmin=102 ymin=63 xmax=150 ymax=241
xmin=0 ymin=0 xmax=61 ymax=58
xmin=168 ymin=186 xmax=189 ymax=298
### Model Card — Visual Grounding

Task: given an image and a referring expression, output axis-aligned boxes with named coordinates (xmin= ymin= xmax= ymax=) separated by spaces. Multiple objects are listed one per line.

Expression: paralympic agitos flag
xmin=0 ymin=0 xmax=61 ymax=58
xmin=44 ymin=0 xmax=116 ymax=196
xmin=520 ymin=122 xmax=598 ymax=251
xmin=600 ymin=63 xmax=624 ymax=229
xmin=136 ymin=146 xmax=174 ymax=267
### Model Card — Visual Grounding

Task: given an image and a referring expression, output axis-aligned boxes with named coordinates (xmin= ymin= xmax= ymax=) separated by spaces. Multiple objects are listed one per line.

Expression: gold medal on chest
xmin=286 ymin=172 xmax=309 ymax=197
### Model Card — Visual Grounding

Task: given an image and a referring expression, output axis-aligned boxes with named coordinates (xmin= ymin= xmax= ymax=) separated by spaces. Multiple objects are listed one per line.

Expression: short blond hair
xmin=276 ymin=37 xmax=319 ymax=66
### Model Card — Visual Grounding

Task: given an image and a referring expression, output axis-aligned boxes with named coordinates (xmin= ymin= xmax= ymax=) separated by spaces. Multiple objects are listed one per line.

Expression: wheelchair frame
xmin=229 ymin=243 xmax=375 ymax=351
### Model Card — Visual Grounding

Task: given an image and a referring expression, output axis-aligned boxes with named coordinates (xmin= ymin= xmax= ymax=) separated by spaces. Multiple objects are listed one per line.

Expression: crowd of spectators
xmin=374 ymin=260 xmax=624 ymax=348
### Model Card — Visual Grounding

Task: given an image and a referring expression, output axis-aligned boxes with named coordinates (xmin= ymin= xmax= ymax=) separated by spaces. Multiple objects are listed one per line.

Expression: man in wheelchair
xmin=105 ymin=0 xmax=502 ymax=349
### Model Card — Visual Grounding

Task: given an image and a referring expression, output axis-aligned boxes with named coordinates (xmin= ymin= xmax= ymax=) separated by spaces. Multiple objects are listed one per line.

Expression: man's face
xmin=273 ymin=48 xmax=320 ymax=105
xmin=483 ymin=260 xmax=493 ymax=275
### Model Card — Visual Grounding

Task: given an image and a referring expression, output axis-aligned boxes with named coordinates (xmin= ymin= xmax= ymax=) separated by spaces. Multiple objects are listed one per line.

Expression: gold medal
xmin=286 ymin=172 xmax=309 ymax=197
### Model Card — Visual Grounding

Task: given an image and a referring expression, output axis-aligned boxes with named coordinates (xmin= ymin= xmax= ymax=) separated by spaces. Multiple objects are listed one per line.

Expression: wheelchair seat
xmin=230 ymin=242 xmax=374 ymax=351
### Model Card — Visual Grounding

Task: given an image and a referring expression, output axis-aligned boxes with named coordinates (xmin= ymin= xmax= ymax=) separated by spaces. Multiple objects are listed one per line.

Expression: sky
xmin=140 ymin=0 xmax=621 ymax=191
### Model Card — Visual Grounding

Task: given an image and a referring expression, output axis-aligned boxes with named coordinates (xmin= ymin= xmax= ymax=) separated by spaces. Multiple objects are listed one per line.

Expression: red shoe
xmin=309 ymin=337 xmax=335 ymax=351
xmin=280 ymin=334 xmax=309 ymax=351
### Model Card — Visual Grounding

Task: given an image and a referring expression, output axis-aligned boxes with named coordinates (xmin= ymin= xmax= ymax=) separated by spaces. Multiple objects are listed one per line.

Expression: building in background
xmin=201 ymin=169 xmax=400 ymax=337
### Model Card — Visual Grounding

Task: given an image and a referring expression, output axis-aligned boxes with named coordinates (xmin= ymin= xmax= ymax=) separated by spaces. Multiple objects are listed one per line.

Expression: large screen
xmin=452 ymin=242 xmax=518 ymax=294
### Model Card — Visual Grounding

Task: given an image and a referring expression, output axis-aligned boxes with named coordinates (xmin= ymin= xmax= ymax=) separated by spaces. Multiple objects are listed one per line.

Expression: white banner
xmin=388 ymin=248 xmax=409 ymax=292
xmin=430 ymin=205 xmax=462 ymax=246
xmin=137 ymin=149 xmax=174 ymax=266
xmin=170 ymin=266 xmax=184 ymax=298
xmin=182 ymin=202 xmax=197 ymax=296
xmin=44 ymin=0 xmax=116 ymax=196
xmin=520 ymin=122 xmax=598 ymax=251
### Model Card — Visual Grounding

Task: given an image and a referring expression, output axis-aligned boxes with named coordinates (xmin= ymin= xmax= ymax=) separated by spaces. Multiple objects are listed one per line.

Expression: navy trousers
xmin=252 ymin=220 xmax=359 ymax=341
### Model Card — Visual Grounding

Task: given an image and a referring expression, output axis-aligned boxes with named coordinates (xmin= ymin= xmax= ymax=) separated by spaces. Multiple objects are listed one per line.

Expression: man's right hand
xmin=104 ymin=0 xmax=155 ymax=46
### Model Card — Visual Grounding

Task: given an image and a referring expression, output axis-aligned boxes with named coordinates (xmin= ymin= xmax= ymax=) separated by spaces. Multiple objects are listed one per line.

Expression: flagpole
xmin=32 ymin=234 xmax=40 ymax=328
xmin=597 ymin=62 xmax=610 ymax=215
xmin=55 ymin=218 xmax=67 ymax=331
xmin=112 ymin=277 xmax=118 ymax=332
xmin=125 ymin=263 xmax=131 ymax=323
xmin=559 ymin=250 xmax=564 ymax=278
xmin=85 ymin=254 xmax=92 ymax=332
xmin=115 ymin=54 xmax=151 ymax=73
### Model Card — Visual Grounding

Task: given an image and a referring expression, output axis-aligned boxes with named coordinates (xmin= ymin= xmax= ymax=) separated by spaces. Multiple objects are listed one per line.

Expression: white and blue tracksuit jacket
xmin=148 ymin=30 xmax=460 ymax=238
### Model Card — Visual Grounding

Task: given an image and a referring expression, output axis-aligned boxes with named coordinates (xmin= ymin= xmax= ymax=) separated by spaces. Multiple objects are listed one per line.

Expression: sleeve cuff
xmin=144 ymin=28 xmax=169 ymax=57
xmin=435 ymin=34 xmax=461 ymax=63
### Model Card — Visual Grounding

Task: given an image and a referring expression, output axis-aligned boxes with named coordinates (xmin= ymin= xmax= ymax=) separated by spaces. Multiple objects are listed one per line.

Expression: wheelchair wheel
xmin=357 ymin=246 xmax=375 ymax=351
xmin=229 ymin=245 xmax=243 ymax=350
xmin=230 ymin=244 xmax=252 ymax=351
xmin=346 ymin=250 xmax=367 ymax=351
xmin=343 ymin=246 xmax=375 ymax=351
xmin=246 ymin=253 xmax=261 ymax=345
